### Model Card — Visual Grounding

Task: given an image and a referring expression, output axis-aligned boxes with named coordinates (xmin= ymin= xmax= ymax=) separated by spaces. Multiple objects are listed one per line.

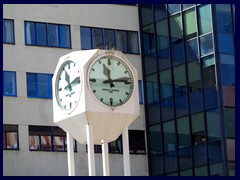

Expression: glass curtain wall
xmin=139 ymin=4 xmax=235 ymax=176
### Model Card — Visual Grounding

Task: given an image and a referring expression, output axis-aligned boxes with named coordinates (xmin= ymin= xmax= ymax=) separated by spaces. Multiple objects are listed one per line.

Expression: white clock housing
xmin=52 ymin=49 xmax=140 ymax=145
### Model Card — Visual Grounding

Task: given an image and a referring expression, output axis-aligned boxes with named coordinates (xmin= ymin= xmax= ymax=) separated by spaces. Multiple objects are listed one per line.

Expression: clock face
xmin=88 ymin=55 xmax=134 ymax=107
xmin=55 ymin=60 xmax=81 ymax=112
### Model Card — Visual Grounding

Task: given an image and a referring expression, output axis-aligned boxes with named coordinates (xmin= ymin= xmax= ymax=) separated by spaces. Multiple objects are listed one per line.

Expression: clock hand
xmin=103 ymin=64 xmax=115 ymax=88
xmin=64 ymin=76 xmax=80 ymax=91
xmin=103 ymin=77 xmax=132 ymax=84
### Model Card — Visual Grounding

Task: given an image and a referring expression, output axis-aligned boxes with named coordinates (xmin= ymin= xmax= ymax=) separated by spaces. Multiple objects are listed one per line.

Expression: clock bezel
xmin=87 ymin=54 xmax=135 ymax=109
xmin=55 ymin=59 xmax=82 ymax=113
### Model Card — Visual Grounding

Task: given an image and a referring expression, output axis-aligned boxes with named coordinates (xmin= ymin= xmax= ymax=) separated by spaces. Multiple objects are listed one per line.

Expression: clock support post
xmin=86 ymin=124 xmax=96 ymax=176
xmin=102 ymin=140 xmax=110 ymax=176
xmin=67 ymin=132 xmax=75 ymax=176
xmin=122 ymin=126 xmax=131 ymax=176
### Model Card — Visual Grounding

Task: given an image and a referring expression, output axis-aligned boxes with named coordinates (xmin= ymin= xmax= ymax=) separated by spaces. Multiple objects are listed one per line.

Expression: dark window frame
xmin=3 ymin=124 xmax=19 ymax=150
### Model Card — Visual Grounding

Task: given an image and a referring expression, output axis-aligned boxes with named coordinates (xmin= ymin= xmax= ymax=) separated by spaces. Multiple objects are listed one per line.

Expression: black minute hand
xmin=103 ymin=77 xmax=131 ymax=84
xmin=103 ymin=64 xmax=115 ymax=88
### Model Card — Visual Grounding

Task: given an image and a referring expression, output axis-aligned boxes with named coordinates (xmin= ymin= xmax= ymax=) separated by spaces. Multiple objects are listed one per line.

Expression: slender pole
xmin=101 ymin=140 xmax=110 ymax=176
xmin=122 ymin=126 xmax=131 ymax=176
xmin=66 ymin=132 xmax=75 ymax=176
xmin=86 ymin=124 xmax=96 ymax=176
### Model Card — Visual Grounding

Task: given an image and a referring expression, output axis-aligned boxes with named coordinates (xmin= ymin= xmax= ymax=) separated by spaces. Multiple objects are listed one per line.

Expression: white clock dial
xmin=55 ymin=60 xmax=81 ymax=112
xmin=88 ymin=55 xmax=134 ymax=107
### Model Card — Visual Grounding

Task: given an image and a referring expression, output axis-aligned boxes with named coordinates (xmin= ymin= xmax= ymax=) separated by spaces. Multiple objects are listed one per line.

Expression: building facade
xmin=3 ymin=4 xmax=235 ymax=176
xmin=3 ymin=4 xmax=148 ymax=176
xmin=139 ymin=4 xmax=235 ymax=176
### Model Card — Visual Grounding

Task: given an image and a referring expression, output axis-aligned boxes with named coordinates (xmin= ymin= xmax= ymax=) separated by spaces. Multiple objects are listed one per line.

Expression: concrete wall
xmin=3 ymin=4 xmax=148 ymax=176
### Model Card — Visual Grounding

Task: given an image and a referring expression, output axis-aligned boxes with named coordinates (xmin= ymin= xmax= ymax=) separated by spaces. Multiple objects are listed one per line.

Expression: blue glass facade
xmin=139 ymin=4 xmax=235 ymax=176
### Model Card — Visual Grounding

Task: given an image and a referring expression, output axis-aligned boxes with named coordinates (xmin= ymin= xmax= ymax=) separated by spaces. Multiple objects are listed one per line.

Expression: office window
xmin=104 ymin=29 xmax=115 ymax=49
xmin=3 ymin=71 xmax=17 ymax=96
xmin=116 ymin=30 xmax=127 ymax=53
xmin=140 ymin=4 xmax=154 ymax=26
xmin=198 ymin=4 xmax=212 ymax=35
xmin=225 ymin=107 xmax=235 ymax=138
xmin=216 ymin=4 xmax=233 ymax=34
xmin=200 ymin=33 xmax=213 ymax=56
xmin=163 ymin=120 xmax=176 ymax=152
xmin=3 ymin=19 xmax=14 ymax=44
xmin=138 ymin=80 xmax=144 ymax=104
xmin=29 ymin=126 xmax=76 ymax=152
xmin=218 ymin=33 xmax=234 ymax=54
xmin=158 ymin=48 xmax=170 ymax=71
xmin=127 ymin=31 xmax=139 ymax=54
xmin=171 ymin=43 xmax=185 ymax=66
xmin=170 ymin=14 xmax=183 ymax=44
xmin=183 ymin=8 xmax=197 ymax=40
xmin=149 ymin=124 xmax=163 ymax=155
xmin=92 ymin=28 xmax=103 ymax=49
xmin=3 ymin=124 xmax=19 ymax=150
xmin=182 ymin=4 xmax=195 ymax=10
xmin=80 ymin=27 xmax=92 ymax=49
xmin=25 ymin=21 xmax=71 ymax=48
xmin=156 ymin=19 xmax=169 ymax=51
xmin=186 ymin=38 xmax=198 ymax=61
xmin=129 ymin=130 xmax=146 ymax=154
xmin=26 ymin=73 xmax=52 ymax=99
xmin=154 ymin=4 xmax=167 ymax=21
xmin=168 ymin=4 xmax=180 ymax=15
xmin=142 ymin=25 xmax=155 ymax=55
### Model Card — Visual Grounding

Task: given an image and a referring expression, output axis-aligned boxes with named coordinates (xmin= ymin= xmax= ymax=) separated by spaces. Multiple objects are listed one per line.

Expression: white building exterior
xmin=3 ymin=4 xmax=148 ymax=176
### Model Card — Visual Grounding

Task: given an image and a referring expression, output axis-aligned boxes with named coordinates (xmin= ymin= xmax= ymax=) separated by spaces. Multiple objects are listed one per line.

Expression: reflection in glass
xmin=165 ymin=150 xmax=178 ymax=173
xmin=198 ymin=4 xmax=212 ymax=35
xmin=80 ymin=27 xmax=91 ymax=49
xmin=140 ymin=4 xmax=153 ymax=26
xmin=36 ymin=23 xmax=47 ymax=46
xmin=218 ymin=33 xmax=234 ymax=54
xmin=200 ymin=33 xmax=213 ymax=56
xmin=142 ymin=24 xmax=155 ymax=55
xmin=158 ymin=48 xmax=170 ymax=70
xmin=186 ymin=38 xmax=198 ymax=61
xmin=220 ymin=54 xmax=235 ymax=85
xmin=170 ymin=14 xmax=183 ymax=44
xmin=127 ymin=31 xmax=139 ymax=54
xmin=183 ymin=9 xmax=197 ymax=40
xmin=168 ymin=4 xmax=180 ymax=15
xmin=92 ymin=28 xmax=103 ymax=49
xmin=182 ymin=4 xmax=194 ymax=10
xmin=163 ymin=121 xmax=176 ymax=152
xmin=225 ymin=107 xmax=235 ymax=138
xmin=151 ymin=155 xmax=164 ymax=175
xmin=171 ymin=43 xmax=185 ymax=66
xmin=104 ymin=29 xmax=115 ymax=49
xmin=195 ymin=166 xmax=208 ymax=176
xmin=156 ymin=19 xmax=169 ymax=51
xmin=47 ymin=24 xmax=59 ymax=47
xmin=149 ymin=124 xmax=162 ymax=155
xmin=154 ymin=4 xmax=167 ymax=21
xmin=216 ymin=4 xmax=233 ymax=34
xmin=202 ymin=55 xmax=216 ymax=88
xmin=25 ymin=22 xmax=36 ymax=44
xmin=116 ymin=30 xmax=127 ymax=53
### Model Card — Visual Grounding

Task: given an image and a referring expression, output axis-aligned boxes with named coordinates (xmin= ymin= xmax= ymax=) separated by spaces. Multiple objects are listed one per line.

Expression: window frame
xmin=26 ymin=72 xmax=53 ymax=99
xmin=3 ymin=19 xmax=15 ymax=44
xmin=24 ymin=21 xmax=71 ymax=48
xmin=3 ymin=71 xmax=17 ymax=97
xmin=3 ymin=124 xmax=19 ymax=150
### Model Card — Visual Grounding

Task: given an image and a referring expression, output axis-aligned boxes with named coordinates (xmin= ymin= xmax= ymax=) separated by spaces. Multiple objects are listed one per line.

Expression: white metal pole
xmin=122 ymin=126 xmax=131 ymax=176
xmin=66 ymin=132 xmax=75 ymax=176
xmin=86 ymin=124 xmax=96 ymax=176
xmin=101 ymin=140 xmax=110 ymax=176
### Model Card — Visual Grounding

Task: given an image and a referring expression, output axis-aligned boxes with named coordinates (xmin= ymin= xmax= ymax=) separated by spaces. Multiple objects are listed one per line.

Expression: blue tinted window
xmin=104 ymin=29 xmax=115 ymax=49
xmin=27 ymin=73 xmax=52 ymax=99
xmin=220 ymin=54 xmax=235 ymax=85
xmin=3 ymin=71 xmax=17 ymax=96
xmin=168 ymin=4 xmax=180 ymax=15
xmin=127 ymin=31 xmax=139 ymax=54
xmin=155 ymin=4 xmax=167 ymax=21
xmin=218 ymin=33 xmax=234 ymax=54
xmin=172 ymin=43 xmax=185 ymax=66
xmin=116 ymin=30 xmax=127 ymax=53
xmin=198 ymin=4 xmax=212 ymax=35
xmin=25 ymin=21 xmax=70 ymax=48
xmin=158 ymin=48 xmax=170 ymax=70
xmin=48 ymin=24 xmax=59 ymax=47
xmin=3 ymin=19 xmax=14 ymax=44
xmin=204 ymin=87 xmax=218 ymax=110
xmin=59 ymin=25 xmax=71 ymax=48
xmin=138 ymin=80 xmax=144 ymax=104
xmin=36 ymin=23 xmax=47 ymax=46
xmin=25 ymin=22 xmax=36 ymax=45
xmin=216 ymin=4 xmax=233 ymax=34
xmin=200 ymin=33 xmax=213 ymax=56
xmin=80 ymin=27 xmax=92 ymax=49
xmin=92 ymin=28 xmax=103 ymax=49
xmin=186 ymin=38 xmax=198 ymax=61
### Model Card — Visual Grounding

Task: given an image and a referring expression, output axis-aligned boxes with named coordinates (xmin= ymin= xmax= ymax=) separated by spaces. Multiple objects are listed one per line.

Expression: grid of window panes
xmin=140 ymin=4 xmax=235 ymax=176
xmin=29 ymin=126 xmax=77 ymax=152
xmin=3 ymin=124 xmax=19 ymax=150
xmin=24 ymin=21 xmax=71 ymax=48
xmin=80 ymin=26 xmax=139 ymax=54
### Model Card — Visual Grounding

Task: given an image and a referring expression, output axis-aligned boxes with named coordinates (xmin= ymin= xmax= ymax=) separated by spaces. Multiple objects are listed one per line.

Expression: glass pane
xmin=151 ymin=155 xmax=164 ymax=175
xmin=146 ymin=74 xmax=160 ymax=125
xmin=158 ymin=48 xmax=170 ymax=70
xmin=53 ymin=136 xmax=65 ymax=151
xmin=173 ymin=65 xmax=188 ymax=117
xmin=168 ymin=4 xmax=180 ymax=15
xmin=142 ymin=24 xmax=155 ymax=55
xmin=4 ymin=71 xmax=16 ymax=96
xmin=202 ymin=55 xmax=216 ymax=88
xmin=200 ymin=33 xmax=213 ymax=56
xmin=183 ymin=9 xmax=197 ymax=40
xmin=204 ymin=87 xmax=218 ymax=109
xmin=206 ymin=109 xmax=221 ymax=141
xmin=149 ymin=124 xmax=162 ymax=155
xmin=160 ymin=69 xmax=174 ymax=121
xmin=154 ymin=4 xmax=167 ymax=21
xmin=40 ymin=136 xmax=51 ymax=150
xmin=165 ymin=151 xmax=178 ymax=173
xmin=116 ymin=30 xmax=127 ymax=53
xmin=198 ymin=4 xmax=212 ymax=35
xmin=129 ymin=130 xmax=145 ymax=154
xmin=178 ymin=147 xmax=192 ymax=170
xmin=25 ymin=22 xmax=35 ymax=45
xmin=216 ymin=4 xmax=233 ymax=34
xmin=177 ymin=116 xmax=191 ymax=148
xmin=104 ymin=29 xmax=115 ymax=49
xmin=210 ymin=162 xmax=224 ymax=176
xmin=220 ymin=54 xmax=235 ymax=85
xmin=38 ymin=74 xmax=50 ymax=97
xmin=180 ymin=169 xmax=193 ymax=176
xmin=225 ymin=107 xmax=235 ymax=138
xmin=218 ymin=33 xmax=234 ymax=54
xmin=191 ymin=112 xmax=205 ymax=145
xmin=140 ymin=5 xmax=153 ymax=26
xmin=59 ymin=25 xmax=70 ymax=48
xmin=92 ymin=28 xmax=103 ymax=49
xmin=182 ymin=4 xmax=194 ymax=10
xmin=36 ymin=23 xmax=47 ymax=46
xmin=163 ymin=120 xmax=176 ymax=152
xmin=27 ymin=73 xmax=37 ymax=97
xmin=47 ymin=24 xmax=59 ymax=47
xmin=208 ymin=140 xmax=223 ymax=164
xmin=156 ymin=19 xmax=169 ymax=51
xmin=127 ymin=31 xmax=139 ymax=53
xmin=170 ymin=14 xmax=183 ymax=44
xmin=195 ymin=166 xmax=208 ymax=176
xmin=80 ymin=27 xmax=92 ymax=49
xmin=144 ymin=55 xmax=157 ymax=75
xmin=3 ymin=132 xmax=6 ymax=149
xmin=3 ymin=19 xmax=14 ymax=43
xmin=171 ymin=43 xmax=185 ymax=66
xmin=186 ymin=38 xmax=198 ymax=61
xmin=6 ymin=132 xmax=18 ymax=149
xmin=29 ymin=136 xmax=40 ymax=150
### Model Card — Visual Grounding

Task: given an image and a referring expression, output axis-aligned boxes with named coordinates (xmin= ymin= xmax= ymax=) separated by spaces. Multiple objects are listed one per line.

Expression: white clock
xmin=88 ymin=54 xmax=134 ymax=108
xmin=55 ymin=60 xmax=82 ymax=112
